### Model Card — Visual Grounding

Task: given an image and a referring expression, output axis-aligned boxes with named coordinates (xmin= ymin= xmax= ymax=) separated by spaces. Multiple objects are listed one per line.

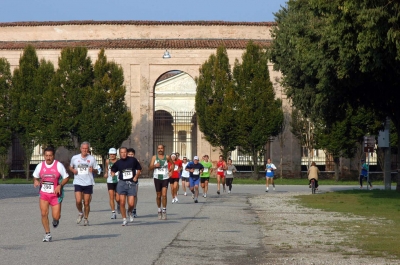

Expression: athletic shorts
xmin=116 ymin=180 xmax=137 ymax=196
xmin=40 ymin=192 xmax=62 ymax=206
xmin=154 ymin=178 xmax=169 ymax=192
xmin=74 ymin=184 xmax=93 ymax=194
xmin=200 ymin=177 xmax=209 ymax=183
xmin=217 ymin=172 xmax=225 ymax=178
xmin=107 ymin=183 xmax=118 ymax=191
xmin=189 ymin=177 xmax=200 ymax=187
xmin=181 ymin=177 xmax=189 ymax=182
xmin=266 ymin=172 xmax=274 ymax=178
xmin=169 ymin=178 xmax=179 ymax=184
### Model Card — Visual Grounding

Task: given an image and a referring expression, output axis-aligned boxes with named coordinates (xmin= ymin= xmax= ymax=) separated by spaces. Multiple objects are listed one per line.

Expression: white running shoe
xmin=83 ymin=218 xmax=89 ymax=226
xmin=161 ymin=211 xmax=167 ymax=220
xmin=77 ymin=214 xmax=83 ymax=224
xmin=172 ymin=198 xmax=175 ymax=203
xmin=111 ymin=212 xmax=117 ymax=219
xmin=204 ymin=193 xmax=207 ymax=198
xmin=122 ymin=218 xmax=127 ymax=226
xmin=42 ymin=233 xmax=52 ymax=242
xmin=158 ymin=212 xmax=162 ymax=220
xmin=184 ymin=192 xmax=187 ymax=196
xmin=174 ymin=197 xmax=179 ymax=203
xmin=228 ymin=190 xmax=231 ymax=194
xmin=129 ymin=213 xmax=134 ymax=222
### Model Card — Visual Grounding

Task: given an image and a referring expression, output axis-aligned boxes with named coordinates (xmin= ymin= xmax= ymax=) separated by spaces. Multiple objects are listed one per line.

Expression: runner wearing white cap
xmin=103 ymin=147 xmax=119 ymax=219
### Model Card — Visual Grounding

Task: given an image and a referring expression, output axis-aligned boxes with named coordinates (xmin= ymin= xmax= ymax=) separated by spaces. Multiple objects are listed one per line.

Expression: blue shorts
xmin=266 ymin=172 xmax=274 ymax=178
xmin=116 ymin=180 xmax=137 ymax=196
xmin=189 ymin=177 xmax=200 ymax=187
xmin=74 ymin=184 xmax=93 ymax=194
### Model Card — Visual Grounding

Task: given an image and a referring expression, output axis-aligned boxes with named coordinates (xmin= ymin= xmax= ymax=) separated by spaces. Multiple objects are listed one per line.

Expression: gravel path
xmin=250 ymin=191 xmax=396 ymax=264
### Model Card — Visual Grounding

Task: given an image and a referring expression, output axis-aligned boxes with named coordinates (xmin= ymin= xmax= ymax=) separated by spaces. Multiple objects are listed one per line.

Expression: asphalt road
xmin=0 ymin=180 xmax=365 ymax=265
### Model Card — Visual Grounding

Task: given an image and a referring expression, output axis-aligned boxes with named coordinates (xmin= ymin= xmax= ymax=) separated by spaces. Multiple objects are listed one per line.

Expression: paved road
xmin=0 ymin=180 xmax=369 ymax=265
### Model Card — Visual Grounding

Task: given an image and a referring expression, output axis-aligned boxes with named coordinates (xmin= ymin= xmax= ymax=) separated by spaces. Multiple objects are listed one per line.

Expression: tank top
xmin=39 ymin=160 xmax=61 ymax=195
xmin=153 ymin=154 xmax=169 ymax=180
xmin=217 ymin=161 xmax=225 ymax=176
xmin=107 ymin=159 xmax=118 ymax=183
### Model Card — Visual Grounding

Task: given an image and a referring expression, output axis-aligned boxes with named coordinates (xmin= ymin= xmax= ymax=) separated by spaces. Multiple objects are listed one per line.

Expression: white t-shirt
xmin=70 ymin=154 xmax=98 ymax=186
xmin=181 ymin=162 xmax=190 ymax=178
xmin=33 ymin=160 xmax=69 ymax=179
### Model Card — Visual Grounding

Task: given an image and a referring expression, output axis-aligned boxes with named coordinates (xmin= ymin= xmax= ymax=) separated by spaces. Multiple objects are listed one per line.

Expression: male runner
xmin=216 ymin=155 xmax=227 ymax=194
xmin=33 ymin=146 xmax=69 ymax=242
xmin=69 ymin=142 xmax=98 ymax=226
xmin=186 ymin=156 xmax=204 ymax=203
xmin=149 ymin=144 xmax=173 ymax=220
xmin=103 ymin=147 xmax=119 ymax=219
xmin=111 ymin=147 xmax=142 ymax=226
xmin=200 ymin=155 xmax=213 ymax=198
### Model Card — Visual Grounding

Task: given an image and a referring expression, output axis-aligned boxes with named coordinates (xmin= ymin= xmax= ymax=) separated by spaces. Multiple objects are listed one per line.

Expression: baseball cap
xmin=171 ymin=153 xmax=176 ymax=157
xmin=109 ymin=148 xmax=117 ymax=154
xmin=194 ymin=156 xmax=199 ymax=160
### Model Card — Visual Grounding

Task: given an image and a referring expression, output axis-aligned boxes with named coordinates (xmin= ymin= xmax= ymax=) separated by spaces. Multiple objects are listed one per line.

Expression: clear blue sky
xmin=1 ymin=0 xmax=287 ymax=23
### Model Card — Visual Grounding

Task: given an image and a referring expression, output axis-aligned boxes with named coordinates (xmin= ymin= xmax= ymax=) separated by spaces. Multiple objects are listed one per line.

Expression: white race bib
xmin=218 ymin=168 xmax=223 ymax=172
xmin=174 ymin=165 xmax=178 ymax=171
xmin=77 ymin=164 xmax=89 ymax=175
xmin=193 ymin=169 xmax=200 ymax=175
xmin=203 ymin=168 xmax=209 ymax=173
xmin=41 ymin=182 xmax=54 ymax=193
xmin=227 ymin=170 xmax=232 ymax=174
xmin=156 ymin=168 xmax=166 ymax=175
xmin=122 ymin=169 xmax=133 ymax=180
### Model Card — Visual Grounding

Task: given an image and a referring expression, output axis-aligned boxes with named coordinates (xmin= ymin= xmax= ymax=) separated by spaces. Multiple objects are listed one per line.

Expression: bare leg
xmin=39 ymin=199 xmax=50 ymax=233
xmin=83 ymin=193 xmax=91 ymax=219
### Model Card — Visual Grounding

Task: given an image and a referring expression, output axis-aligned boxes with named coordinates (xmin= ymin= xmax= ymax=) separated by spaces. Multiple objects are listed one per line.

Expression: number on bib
xmin=41 ymin=182 xmax=54 ymax=193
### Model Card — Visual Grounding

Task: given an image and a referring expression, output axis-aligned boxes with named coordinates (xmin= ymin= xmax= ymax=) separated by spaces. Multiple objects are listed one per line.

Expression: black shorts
xmin=200 ymin=177 xmax=210 ymax=183
xmin=181 ymin=177 xmax=189 ymax=182
xmin=154 ymin=178 xmax=169 ymax=192
xmin=74 ymin=185 xmax=93 ymax=194
xmin=169 ymin=178 xmax=179 ymax=184
xmin=107 ymin=183 xmax=117 ymax=191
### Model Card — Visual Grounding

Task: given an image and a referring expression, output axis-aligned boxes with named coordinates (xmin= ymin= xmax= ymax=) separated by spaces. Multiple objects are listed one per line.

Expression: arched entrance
xmin=153 ymin=71 xmax=197 ymax=159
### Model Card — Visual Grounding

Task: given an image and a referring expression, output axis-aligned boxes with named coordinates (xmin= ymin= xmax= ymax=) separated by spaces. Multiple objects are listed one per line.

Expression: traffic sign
xmin=364 ymin=136 xmax=375 ymax=153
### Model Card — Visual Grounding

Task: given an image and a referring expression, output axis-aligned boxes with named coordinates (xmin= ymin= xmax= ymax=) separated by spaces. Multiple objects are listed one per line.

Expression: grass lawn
xmin=296 ymin=190 xmax=400 ymax=259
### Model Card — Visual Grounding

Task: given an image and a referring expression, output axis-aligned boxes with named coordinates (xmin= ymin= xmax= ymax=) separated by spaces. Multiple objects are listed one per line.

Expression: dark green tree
xmin=10 ymin=45 xmax=42 ymax=180
xmin=195 ymin=45 xmax=239 ymax=159
xmin=78 ymin=49 xmax=132 ymax=167
xmin=50 ymin=47 xmax=94 ymax=148
xmin=233 ymin=41 xmax=284 ymax=177
xmin=0 ymin=58 xmax=12 ymax=179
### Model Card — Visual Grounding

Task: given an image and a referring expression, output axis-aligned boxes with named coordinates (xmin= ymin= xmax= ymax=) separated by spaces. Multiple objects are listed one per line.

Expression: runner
xmin=169 ymin=153 xmax=182 ymax=203
xmin=33 ymin=146 xmax=69 ymax=242
xmin=103 ymin=147 xmax=119 ymax=219
xmin=69 ymin=141 xmax=98 ymax=226
xmin=127 ymin=148 xmax=140 ymax=217
xmin=200 ymin=155 xmax=213 ymax=198
xmin=110 ymin=147 xmax=142 ymax=226
xmin=181 ymin=156 xmax=190 ymax=196
xmin=216 ymin=155 xmax=227 ymax=194
xmin=186 ymin=156 xmax=204 ymax=203
xmin=265 ymin=158 xmax=277 ymax=192
xmin=225 ymin=158 xmax=237 ymax=194
xmin=175 ymin=152 xmax=182 ymax=195
xmin=149 ymin=144 xmax=173 ymax=220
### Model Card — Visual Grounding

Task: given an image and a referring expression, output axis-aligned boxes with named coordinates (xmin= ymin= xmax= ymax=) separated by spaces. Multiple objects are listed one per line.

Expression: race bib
xmin=203 ymin=168 xmax=209 ymax=173
xmin=193 ymin=169 xmax=200 ymax=175
xmin=41 ymin=182 xmax=54 ymax=193
xmin=217 ymin=168 xmax=223 ymax=172
xmin=227 ymin=170 xmax=232 ymax=174
xmin=77 ymin=164 xmax=89 ymax=175
xmin=156 ymin=167 xmax=166 ymax=175
xmin=122 ymin=169 xmax=133 ymax=180
xmin=174 ymin=165 xmax=178 ymax=171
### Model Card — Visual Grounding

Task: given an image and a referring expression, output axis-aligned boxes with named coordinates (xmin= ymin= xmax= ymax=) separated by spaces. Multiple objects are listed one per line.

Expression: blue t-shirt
xmin=185 ymin=162 xmax=204 ymax=179
xmin=111 ymin=157 xmax=142 ymax=182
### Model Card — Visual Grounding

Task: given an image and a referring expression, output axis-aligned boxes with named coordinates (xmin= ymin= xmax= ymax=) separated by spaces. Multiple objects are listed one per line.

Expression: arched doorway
xmin=153 ymin=71 xmax=197 ymax=159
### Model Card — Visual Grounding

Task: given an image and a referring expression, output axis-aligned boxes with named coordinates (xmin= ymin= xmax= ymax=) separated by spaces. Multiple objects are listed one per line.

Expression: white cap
xmin=109 ymin=148 xmax=117 ymax=154
xmin=171 ymin=153 xmax=176 ymax=157
xmin=193 ymin=156 xmax=199 ymax=160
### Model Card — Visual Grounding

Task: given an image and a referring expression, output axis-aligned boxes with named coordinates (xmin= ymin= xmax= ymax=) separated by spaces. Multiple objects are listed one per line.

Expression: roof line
xmin=0 ymin=20 xmax=277 ymax=27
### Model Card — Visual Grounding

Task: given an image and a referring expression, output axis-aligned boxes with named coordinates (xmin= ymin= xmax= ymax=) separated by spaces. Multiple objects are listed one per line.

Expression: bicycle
xmin=310 ymin=178 xmax=316 ymax=194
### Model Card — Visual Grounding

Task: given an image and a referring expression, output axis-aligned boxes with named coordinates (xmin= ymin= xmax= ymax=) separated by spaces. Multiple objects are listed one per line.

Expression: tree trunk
xmin=334 ymin=157 xmax=340 ymax=181
xmin=251 ymin=150 xmax=259 ymax=179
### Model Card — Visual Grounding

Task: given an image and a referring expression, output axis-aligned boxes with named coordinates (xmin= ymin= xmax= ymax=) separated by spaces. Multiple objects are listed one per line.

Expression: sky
xmin=0 ymin=0 xmax=287 ymax=23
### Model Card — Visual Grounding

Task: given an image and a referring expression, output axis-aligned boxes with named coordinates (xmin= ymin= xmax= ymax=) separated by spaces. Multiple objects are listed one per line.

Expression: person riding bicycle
xmin=308 ymin=161 xmax=320 ymax=189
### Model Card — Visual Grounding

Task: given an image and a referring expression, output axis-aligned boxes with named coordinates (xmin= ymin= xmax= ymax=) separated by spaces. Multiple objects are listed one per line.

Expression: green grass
xmin=296 ymin=190 xmax=400 ymax=259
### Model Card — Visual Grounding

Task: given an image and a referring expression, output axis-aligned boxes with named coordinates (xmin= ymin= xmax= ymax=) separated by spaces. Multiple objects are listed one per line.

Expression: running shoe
xmin=42 ymin=233 xmax=52 ymax=242
xmin=161 ymin=211 xmax=167 ymax=220
xmin=83 ymin=218 xmax=89 ymax=226
xmin=194 ymin=199 xmax=198 ymax=203
xmin=111 ymin=212 xmax=117 ymax=219
xmin=174 ymin=197 xmax=179 ymax=203
xmin=217 ymin=190 xmax=220 ymax=195
xmin=172 ymin=198 xmax=175 ymax=203
xmin=122 ymin=218 xmax=127 ymax=226
xmin=52 ymin=219 xmax=59 ymax=228
xmin=133 ymin=209 xmax=137 ymax=218
xmin=77 ymin=213 xmax=83 ymax=224
xmin=158 ymin=212 xmax=162 ymax=220
xmin=192 ymin=193 xmax=195 ymax=199
xmin=228 ymin=190 xmax=231 ymax=194
xmin=117 ymin=204 xmax=121 ymax=214
xmin=129 ymin=213 xmax=134 ymax=222
xmin=204 ymin=193 xmax=207 ymax=198
xmin=184 ymin=192 xmax=187 ymax=196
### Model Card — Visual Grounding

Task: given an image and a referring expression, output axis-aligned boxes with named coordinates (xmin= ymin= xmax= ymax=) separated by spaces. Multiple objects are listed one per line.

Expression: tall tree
xmin=0 ymin=58 xmax=12 ymax=179
xmin=50 ymin=47 xmax=94 ymax=148
xmin=78 ymin=49 xmax=132 ymax=167
xmin=195 ymin=45 xmax=239 ymax=159
xmin=10 ymin=45 xmax=42 ymax=180
xmin=233 ymin=41 xmax=284 ymax=177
